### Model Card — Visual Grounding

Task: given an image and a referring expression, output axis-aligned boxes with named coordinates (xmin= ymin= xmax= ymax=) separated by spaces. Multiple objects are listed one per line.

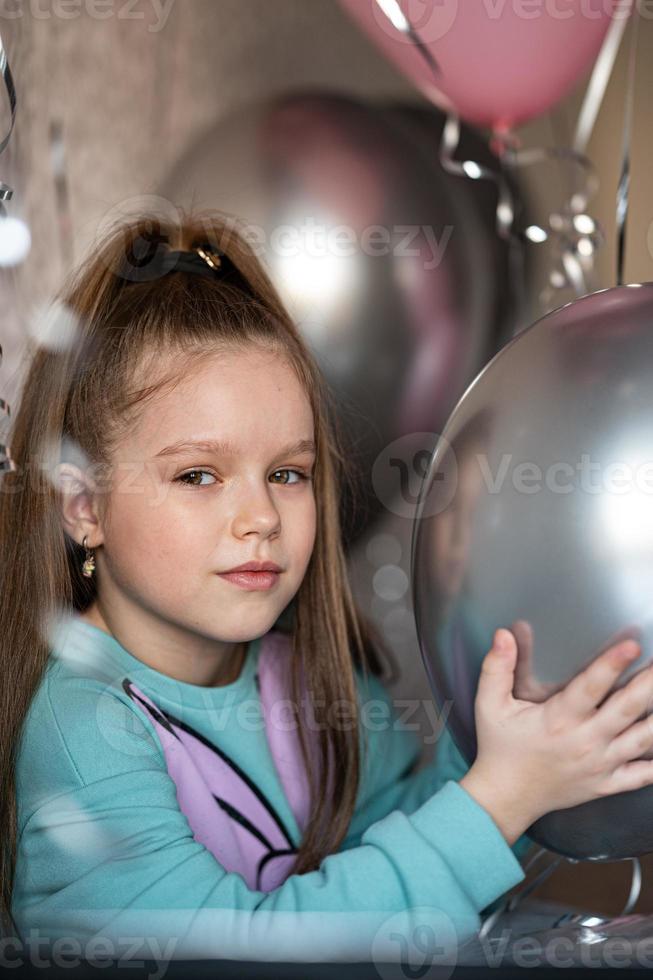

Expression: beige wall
xmin=3 ymin=2 xmax=650 ymax=396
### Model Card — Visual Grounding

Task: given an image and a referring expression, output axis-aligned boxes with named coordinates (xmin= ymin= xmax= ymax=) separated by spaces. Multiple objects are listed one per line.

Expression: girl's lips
xmin=218 ymin=571 xmax=280 ymax=591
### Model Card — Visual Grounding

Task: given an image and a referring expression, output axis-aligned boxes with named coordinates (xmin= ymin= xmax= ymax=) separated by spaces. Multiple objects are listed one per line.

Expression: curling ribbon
xmin=370 ymin=0 xmax=632 ymax=326
xmin=615 ymin=4 xmax=640 ymax=286
xmin=0 ymin=28 xmax=18 ymax=475
xmin=0 ymin=28 xmax=16 ymax=218
xmin=0 ymin=392 xmax=14 ymax=474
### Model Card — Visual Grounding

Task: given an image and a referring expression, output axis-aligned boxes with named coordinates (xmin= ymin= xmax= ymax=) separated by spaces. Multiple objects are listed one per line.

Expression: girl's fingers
xmin=606 ymin=758 xmax=653 ymax=797
xmin=607 ymin=712 xmax=653 ymax=769
xmin=596 ymin=662 xmax=653 ymax=739
xmin=516 ymin=676 xmax=558 ymax=704
xmin=476 ymin=628 xmax=518 ymax=710
xmin=598 ymin=625 xmax=642 ymax=653
xmin=550 ymin=639 xmax=641 ymax=723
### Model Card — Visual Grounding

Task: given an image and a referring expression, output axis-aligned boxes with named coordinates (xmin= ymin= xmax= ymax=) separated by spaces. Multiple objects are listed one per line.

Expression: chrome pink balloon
xmin=338 ymin=0 xmax=625 ymax=131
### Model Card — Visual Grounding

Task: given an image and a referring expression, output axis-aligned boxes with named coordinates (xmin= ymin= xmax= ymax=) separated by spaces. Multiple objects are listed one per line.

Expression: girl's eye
xmin=270 ymin=469 xmax=311 ymax=486
xmin=175 ymin=468 xmax=312 ymax=488
xmin=175 ymin=470 xmax=217 ymax=487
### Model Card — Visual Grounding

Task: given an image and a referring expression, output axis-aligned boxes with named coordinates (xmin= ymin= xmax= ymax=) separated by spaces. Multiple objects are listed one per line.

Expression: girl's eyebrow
xmin=153 ymin=438 xmax=316 ymax=460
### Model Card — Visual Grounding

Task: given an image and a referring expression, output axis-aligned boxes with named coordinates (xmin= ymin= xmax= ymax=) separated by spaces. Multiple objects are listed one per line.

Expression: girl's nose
xmin=231 ymin=489 xmax=281 ymax=539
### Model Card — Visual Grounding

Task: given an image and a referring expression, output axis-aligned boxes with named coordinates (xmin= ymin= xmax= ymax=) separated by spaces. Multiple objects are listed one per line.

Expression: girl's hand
xmin=459 ymin=628 xmax=653 ymax=845
xmin=512 ymin=619 xmax=645 ymax=710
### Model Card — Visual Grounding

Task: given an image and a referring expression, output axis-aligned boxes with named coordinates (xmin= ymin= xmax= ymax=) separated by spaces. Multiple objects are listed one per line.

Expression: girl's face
xmin=72 ymin=347 xmax=317 ymax=663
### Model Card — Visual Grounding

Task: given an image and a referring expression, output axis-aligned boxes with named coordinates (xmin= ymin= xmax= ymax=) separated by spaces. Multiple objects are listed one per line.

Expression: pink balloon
xmin=338 ymin=0 xmax=627 ymax=131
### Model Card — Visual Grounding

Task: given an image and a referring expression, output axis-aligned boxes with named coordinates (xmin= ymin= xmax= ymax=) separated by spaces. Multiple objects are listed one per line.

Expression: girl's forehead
xmin=123 ymin=356 xmax=314 ymax=455
xmin=139 ymin=345 xmax=301 ymax=392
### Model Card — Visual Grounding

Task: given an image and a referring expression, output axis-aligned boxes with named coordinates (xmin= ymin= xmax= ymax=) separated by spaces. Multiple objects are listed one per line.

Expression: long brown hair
xmin=0 ymin=208 xmax=398 ymax=932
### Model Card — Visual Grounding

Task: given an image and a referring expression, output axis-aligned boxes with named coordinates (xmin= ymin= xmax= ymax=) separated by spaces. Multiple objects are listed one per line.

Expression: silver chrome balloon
xmin=412 ymin=282 xmax=653 ymax=860
xmin=161 ymin=94 xmax=518 ymax=542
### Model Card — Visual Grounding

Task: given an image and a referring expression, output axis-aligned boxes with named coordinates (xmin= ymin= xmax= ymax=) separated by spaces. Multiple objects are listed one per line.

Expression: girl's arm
xmin=12 ymin=665 xmax=526 ymax=964
xmin=342 ymin=668 xmax=534 ymax=868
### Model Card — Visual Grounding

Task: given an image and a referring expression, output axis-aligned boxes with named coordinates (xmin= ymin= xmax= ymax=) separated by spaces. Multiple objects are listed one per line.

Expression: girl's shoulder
xmin=15 ymin=644 xmax=165 ymax=840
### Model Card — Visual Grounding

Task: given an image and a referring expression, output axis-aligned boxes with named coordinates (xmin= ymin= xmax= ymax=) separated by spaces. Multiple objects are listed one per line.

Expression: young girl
xmin=3 ymin=211 xmax=653 ymax=965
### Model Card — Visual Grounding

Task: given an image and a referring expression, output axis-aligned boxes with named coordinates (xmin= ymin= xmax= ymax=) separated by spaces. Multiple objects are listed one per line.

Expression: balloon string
xmin=504 ymin=139 xmax=604 ymax=311
xmin=440 ymin=114 xmax=515 ymax=239
xmin=574 ymin=5 xmax=632 ymax=156
xmin=372 ymin=0 xmax=442 ymax=76
xmin=0 ymin=28 xmax=17 ymax=475
xmin=621 ymin=857 xmax=642 ymax=915
xmin=480 ymin=847 xmax=642 ymax=938
xmin=0 ymin=400 xmax=13 ymax=473
xmin=404 ymin=22 xmax=441 ymax=77
xmin=440 ymin=114 xmax=604 ymax=328
xmin=439 ymin=114 xmax=531 ymax=330
xmin=553 ymin=854 xmax=641 ymax=924
xmin=0 ymin=29 xmax=16 ymax=218
xmin=374 ymin=1 xmax=629 ymax=310
xmin=436 ymin=15 xmax=628 ymax=324
xmin=616 ymin=5 xmax=640 ymax=287
xmin=478 ymin=847 xmax=565 ymax=938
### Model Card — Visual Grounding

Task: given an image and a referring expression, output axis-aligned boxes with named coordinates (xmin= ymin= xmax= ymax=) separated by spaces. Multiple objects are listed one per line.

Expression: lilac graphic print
xmin=121 ymin=630 xmax=314 ymax=892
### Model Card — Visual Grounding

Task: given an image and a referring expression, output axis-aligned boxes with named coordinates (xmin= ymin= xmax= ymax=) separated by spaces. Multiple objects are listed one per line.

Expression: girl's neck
xmin=213 ymin=641 xmax=248 ymax=686
xmin=77 ymin=604 xmax=249 ymax=688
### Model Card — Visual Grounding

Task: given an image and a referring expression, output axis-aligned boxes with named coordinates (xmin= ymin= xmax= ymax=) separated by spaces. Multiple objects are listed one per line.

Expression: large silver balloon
xmin=161 ymin=93 xmax=518 ymax=543
xmin=412 ymin=283 xmax=653 ymax=860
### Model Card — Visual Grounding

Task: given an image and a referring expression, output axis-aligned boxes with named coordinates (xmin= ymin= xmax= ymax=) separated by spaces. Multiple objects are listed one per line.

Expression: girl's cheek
xmin=146 ymin=480 xmax=175 ymax=509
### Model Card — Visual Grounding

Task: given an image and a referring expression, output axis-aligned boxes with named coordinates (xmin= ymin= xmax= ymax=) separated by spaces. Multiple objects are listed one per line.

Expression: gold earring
xmin=81 ymin=534 xmax=96 ymax=578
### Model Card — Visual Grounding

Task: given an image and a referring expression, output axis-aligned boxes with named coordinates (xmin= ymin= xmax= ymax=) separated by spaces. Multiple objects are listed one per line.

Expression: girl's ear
xmin=56 ymin=462 xmax=103 ymax=548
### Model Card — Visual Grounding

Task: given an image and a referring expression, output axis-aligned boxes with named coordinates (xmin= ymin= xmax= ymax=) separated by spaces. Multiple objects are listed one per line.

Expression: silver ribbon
xmin=574 ymin=8 xmax=631 ymax=156
xmin=478 ymin=847 xmax=564 ymax=939
xmin=0 ymin=28 xmax=17 ymax=474
xmin=0 ymin=387 xmax=14 ymax=473
xmin=479 ymin=848 xmax=642 ymax=939
xmin=438 ymin=93 xmax=613 ymax=319
xmin=371 ymin=0 xmax=632 ymax=324
xmin=615 ymin=5 xmax=640 ymax=286
xmin=0 ymin=28 xmax=16 ymax=217
xmin=373 ymin=0 xmax=441 ymax=75
xmin=438 ymin=113 xmax=605 ymax=326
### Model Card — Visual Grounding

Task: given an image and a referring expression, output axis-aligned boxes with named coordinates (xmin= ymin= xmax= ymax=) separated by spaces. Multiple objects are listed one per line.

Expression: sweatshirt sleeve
xmin=12 ymin=663 xmax=527 ymax=964
xmin=343 ymin=669 xmax=534 ymax=868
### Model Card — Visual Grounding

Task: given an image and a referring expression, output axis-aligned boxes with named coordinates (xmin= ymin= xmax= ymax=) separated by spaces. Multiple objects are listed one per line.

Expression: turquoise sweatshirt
xmin=12 ymin=613 xmax=532 ymax=963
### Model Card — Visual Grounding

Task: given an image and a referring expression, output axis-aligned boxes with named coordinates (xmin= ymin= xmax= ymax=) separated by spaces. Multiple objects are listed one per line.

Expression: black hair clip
xmin=117 ymin=233 xmax=255 ymax=298
xmin=118 ymin=232 xmax=217 ymax=283
xmin=181 ymin=243 xmax=259 ymax=299
xmin=114 ymin=233 xmax=259 ymax=300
